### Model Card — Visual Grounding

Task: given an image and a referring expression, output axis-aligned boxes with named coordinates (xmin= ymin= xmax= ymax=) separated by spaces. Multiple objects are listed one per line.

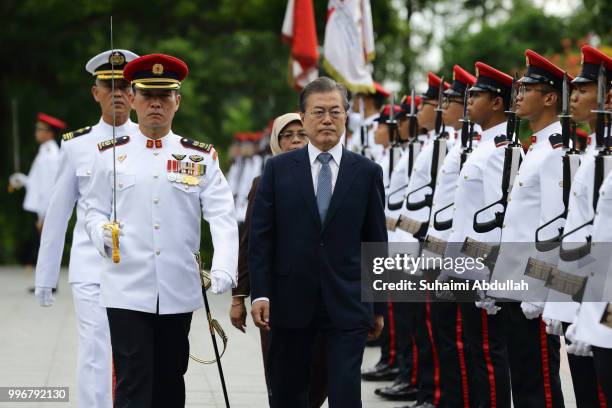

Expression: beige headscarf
xmin=270 ymin=113 xmax=303 ymax=156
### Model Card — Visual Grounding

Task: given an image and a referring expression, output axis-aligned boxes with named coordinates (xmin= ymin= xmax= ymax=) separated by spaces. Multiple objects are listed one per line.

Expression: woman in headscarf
xmin=228 ymin=113 xmax=327 ymax=406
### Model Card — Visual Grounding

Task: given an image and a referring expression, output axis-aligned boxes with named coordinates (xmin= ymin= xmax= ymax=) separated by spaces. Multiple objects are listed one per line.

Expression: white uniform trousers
xmin=72 ymin=282 xmax=112 ymax=408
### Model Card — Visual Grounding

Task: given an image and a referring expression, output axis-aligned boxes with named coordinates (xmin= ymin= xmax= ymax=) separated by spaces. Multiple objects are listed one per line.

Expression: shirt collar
xmin=134 ymin=128 xmax=173 ymax=147
xmin=97 ymin=117 xmax=136 ymax=133
xmin=308 ymin=141 xmax=343 ymax=166
xmin=532 ymin=121 xmax=562 ymax=143
xmin=480 ymin=121 xmax=507 ymax=142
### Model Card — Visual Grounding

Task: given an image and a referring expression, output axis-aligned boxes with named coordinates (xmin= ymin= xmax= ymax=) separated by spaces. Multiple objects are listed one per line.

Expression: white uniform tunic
xmin=443 ymin=122 xmax=507 ymax=280
xmin=543 ymin=138 xmax=597 ymax=322
xmin=22 ymin=139 xmax=60 ymax=219
xmin=488 ymin=121 xmax=563 ymax=301
xmin=574 ymin=170 xmax=612 ymax=348
xmin=346 ymin=112 xmax=383 ymax=162
xmin=36 ymin=119 xmax=139 ymax=286
xmin=400 ymin=129 xmax=455 ymax=219
xmin=85 ymin=129 xmax=239 ymax=314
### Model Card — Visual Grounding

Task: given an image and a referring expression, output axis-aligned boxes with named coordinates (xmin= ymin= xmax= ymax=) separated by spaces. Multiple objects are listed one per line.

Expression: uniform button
xmin=153 ymin=151 xmax=159 ymax=156
xmin=153 ymin=173 xmax=159 ymax=179
xmin=86 ymin=170 xmax=91 ymax=176
xmin=155 ymin=249 xmax=161 ymax=255
xmin=502 ymin=224 xmax=506 ymax=229
xmin=153 ymin=197 xmax=159 ymax=204
xmin=519 ymin=182 xmax=523 ymax=187
xmin=153 ymin=224 xmax=160 ymax=230
xmin=319 ymin=242 xmax=324 ymax=247
xmin=118 ymin=183 xmax=124 ymax=188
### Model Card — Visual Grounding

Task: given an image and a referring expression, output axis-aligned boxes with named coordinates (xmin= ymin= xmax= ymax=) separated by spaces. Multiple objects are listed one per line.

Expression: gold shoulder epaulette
xmin=62 ymin=126 xmax=92 ymax=142
xmin=98 ymin=136 xmax=130 ymax=152
xmin=180 ymin=137 xmax=213 ymax=153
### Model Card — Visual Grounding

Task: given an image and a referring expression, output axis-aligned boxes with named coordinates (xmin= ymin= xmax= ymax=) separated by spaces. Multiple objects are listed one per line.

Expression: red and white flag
xmin=282 ymin=0 xmax=319 ymax=91
xmin=323 ymin=0 xmax=375 ymax=93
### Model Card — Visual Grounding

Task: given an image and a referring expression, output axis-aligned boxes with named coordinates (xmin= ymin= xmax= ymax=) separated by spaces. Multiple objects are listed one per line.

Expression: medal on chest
xmin=167 ymin=157 xmax=206 ymax=186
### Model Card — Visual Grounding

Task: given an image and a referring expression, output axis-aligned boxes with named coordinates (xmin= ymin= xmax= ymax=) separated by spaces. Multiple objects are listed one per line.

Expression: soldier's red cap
xmin=520 ymin=49 xmax=565 ymax=91
xmin=445 ymin=65 xmax=476 ymax=97
xmin=375 ymin=104 xmax=404 ymax=122
xmin=572 ymin=45 xmax=612 ymax=86
xmin=373 ymin=82 xmax=391 ymax=98
xmin=422 ymin=72 xmax=450 ymax=100
xmin=470 ymin=62 xmax=513 ymax=96
xmin=124 ymin=54 xmax=188 ymax=90
xmin=37 ymin=112 xmax=66 ymax=130
xmin=400 ymin=95 xmax=422 ymax=113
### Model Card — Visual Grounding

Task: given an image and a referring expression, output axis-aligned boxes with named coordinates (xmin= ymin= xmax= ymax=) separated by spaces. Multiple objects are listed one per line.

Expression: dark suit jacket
xmin=249 ymin=145 xmax=387 ymax=330
xmin=233 ymin=176 xmax=261 ymax=297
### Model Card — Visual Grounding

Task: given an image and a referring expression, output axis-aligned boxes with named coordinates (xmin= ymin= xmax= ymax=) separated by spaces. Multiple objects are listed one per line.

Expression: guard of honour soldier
xmin=10 ymin=41 xmax=612 ymax=408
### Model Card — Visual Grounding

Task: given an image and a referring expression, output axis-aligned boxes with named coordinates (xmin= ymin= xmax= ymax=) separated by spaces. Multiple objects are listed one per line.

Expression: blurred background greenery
xmin=1 ymin=0 xmax=610 ymax=265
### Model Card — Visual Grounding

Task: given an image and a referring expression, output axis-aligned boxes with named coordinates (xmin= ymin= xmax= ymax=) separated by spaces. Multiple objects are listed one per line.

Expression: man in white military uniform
xmin=33 ymin=50 xmax=139 ymax=408
xmin=487 ymin=50 xmax=567 ymax=408
xmin=9 ymin=112 xmax=64 ymax=266
xmin=424 ymin=64 xmax=479 ymax=408
xmin=542 ymin=44 xmax=612 ymax=408
xmin=85 ymin=53 xmax=238 ymax=408
xmin=444 ymin=61 xmax=514 ymax=408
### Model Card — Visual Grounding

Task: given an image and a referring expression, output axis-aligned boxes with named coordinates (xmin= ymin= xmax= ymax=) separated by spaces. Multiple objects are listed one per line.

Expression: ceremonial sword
xmin=103 ymin=16 xmax=121 ymax=263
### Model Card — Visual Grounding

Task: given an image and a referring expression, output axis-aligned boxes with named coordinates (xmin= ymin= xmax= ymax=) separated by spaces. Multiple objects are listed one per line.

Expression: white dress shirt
xmin=308 ymin=141 xmax=343 ymax=193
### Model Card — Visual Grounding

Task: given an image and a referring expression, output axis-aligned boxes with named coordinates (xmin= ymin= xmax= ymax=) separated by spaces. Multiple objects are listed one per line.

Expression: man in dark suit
xmin=249 ymin=76 xmax=387 ymax=408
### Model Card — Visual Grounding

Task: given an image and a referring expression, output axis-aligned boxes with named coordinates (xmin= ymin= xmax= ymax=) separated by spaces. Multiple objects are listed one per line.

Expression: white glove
xmin=475 ymin=298 xmax=500 ymax=315
xmin=35 ymin=286 xmax=54 ymax=307
xmin=521 ymin=301 xmax=544 ymax=320
xmin=543 ymin=318 xmax=564 ymax=336
xmin=9 ymin=172 xmax=28 ymax=188
xmin=92 ymin=222 xmax=124 ymax=258
xmin=565 ymin=323 xmax=593 ymax=356
xmin=211 ymin=270 xmax=234 ymax=294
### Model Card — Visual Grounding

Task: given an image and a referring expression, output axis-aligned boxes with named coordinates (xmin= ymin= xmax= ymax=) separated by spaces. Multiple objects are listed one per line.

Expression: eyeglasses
xmin=420 ymin=101 xmax=438 ymax=108
xmin=517 ymin=84 xmax=550 ymax=97
xmin=442 ymin=97 xmax=463 ymax=108
xmin=307 ymin=108 xmax=346 ymax=120
xmin=278 ymin=130 xmax=309 ymax=140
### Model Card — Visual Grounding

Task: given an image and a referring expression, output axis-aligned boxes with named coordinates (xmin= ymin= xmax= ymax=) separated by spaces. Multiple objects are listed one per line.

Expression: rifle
xmin=387 ymin=88 xmax=419 ymax=211
xmin=386 ymin=94 xmax=402 ymax=187
xmin=473 ymin=75 xmax=523 ymax=233
xmin=534 ymin=73 xmax=581 ymax=252
xmin=432 ymin=90 xmax=474 ymax=231
xmin=358 ymin=96 xmax=371 ymax=158
xmin=405 ymin=78 xmax=448 ymax=212
xmin=559 ymin=64 xmax=612 ymax=261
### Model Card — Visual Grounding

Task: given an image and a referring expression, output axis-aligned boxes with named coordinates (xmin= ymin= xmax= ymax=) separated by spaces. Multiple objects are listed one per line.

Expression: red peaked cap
xmin=573 ymin=45 xmax=612 ymax=85
xmin=375 ymin=104 xmax=405 ymax=122
xmin=373 ymin=82 xmax=391 ymax=97
xmin=520 ymin=49 xmax=565 ymax=91
xmin=470 ymin=61 xmax=513 ymax=99
xmin=400 ymin=95 xmax=423 ymax=113
xmin=445 ymin=65 xmax=477 ymax=97
xmin=37 ymin=112 xmax=66 ymax=130
xmin=123 ymin=54 xmax=188 ymax=90
xmin=422 ymin=72 xmax=450 ymax=100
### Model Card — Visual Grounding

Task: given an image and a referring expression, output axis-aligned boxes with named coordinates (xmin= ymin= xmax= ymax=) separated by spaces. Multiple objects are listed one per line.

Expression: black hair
xmin=299 ymin=76 xmax=350 ymax=112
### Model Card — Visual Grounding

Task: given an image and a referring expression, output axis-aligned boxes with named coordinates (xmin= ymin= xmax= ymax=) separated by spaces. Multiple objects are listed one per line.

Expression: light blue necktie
xmin=316 ymin=152 xmax=333 ymax=223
